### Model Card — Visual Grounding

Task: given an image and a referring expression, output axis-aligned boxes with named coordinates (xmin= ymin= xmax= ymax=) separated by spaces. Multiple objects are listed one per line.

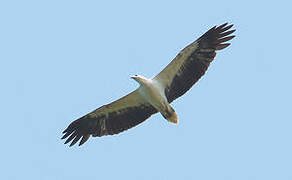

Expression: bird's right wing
xmin=62 ymin=89 xmax=157 ymax=146
xmin=154 ymin=23 xmax=235 ymax=103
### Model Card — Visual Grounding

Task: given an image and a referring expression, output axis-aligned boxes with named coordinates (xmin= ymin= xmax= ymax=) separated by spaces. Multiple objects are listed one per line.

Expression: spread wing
xmin=62 ymin=89 xmax=157 ymax=146
xmin=154 ymin=23 xmax=235 ymax=103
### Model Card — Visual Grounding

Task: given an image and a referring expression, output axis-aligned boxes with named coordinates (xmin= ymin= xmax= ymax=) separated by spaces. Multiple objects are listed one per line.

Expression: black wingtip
xmin=214 ymin=23 xmax=236 ymax=50
xmin=217 ymin=35 xmax=236 ymax=43
xmin=79 ymin=135 xmax=90 ymax=146
xmin=220 ymin=24 xmax=234 ymax=32
xmin=61 ymin=133 xmax=68 ymax=140
xmin=217 ymin=22 xmax=228 ymax=29
xmin=64 ymin=133 xmax=76 ymax=144
xmin=216 ymin=43 xmax=231 ymax=50
xmin=219 ymin=29 xmax=236 ymax=38
xmin=70 ymin=136 xmax=82 ymax=147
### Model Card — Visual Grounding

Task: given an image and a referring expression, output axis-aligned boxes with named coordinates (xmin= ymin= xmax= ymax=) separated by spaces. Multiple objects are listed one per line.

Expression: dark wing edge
xmin=61 ymin=91 xmax=157 ymax=147
xmin=165 ymin=23 xmax=235 ymax=103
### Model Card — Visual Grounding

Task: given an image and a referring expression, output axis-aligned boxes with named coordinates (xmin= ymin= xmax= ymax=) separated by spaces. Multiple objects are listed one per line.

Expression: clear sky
xmin=1 ymin=0 xmax=292 ymax=179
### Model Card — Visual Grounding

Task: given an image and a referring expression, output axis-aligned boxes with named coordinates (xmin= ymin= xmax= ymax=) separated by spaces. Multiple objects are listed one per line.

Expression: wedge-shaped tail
xmin=161 ymin=105 xmax=178 ymax=124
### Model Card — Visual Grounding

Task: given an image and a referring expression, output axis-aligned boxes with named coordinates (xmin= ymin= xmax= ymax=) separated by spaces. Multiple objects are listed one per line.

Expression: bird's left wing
xmin=62 ymin=89 xmax=157 ymax=146
xmin=154 ymin=23 xmax=235 ymax=103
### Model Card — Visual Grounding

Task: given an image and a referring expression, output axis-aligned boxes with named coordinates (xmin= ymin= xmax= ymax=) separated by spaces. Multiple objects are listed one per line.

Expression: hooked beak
xmin=131 ymin=75 xmax=141 ymax=84
xmin=131 ymin=75 xmax=137 ymax=80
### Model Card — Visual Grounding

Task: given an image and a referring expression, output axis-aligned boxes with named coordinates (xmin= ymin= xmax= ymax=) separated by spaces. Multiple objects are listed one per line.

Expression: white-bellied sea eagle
xmin=62 ymin=23 xmax=235 ymax=146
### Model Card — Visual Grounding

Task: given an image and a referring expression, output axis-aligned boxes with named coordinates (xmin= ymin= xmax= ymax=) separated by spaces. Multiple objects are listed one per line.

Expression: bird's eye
xmin=135 ymin=74 xmax=138 ymax=76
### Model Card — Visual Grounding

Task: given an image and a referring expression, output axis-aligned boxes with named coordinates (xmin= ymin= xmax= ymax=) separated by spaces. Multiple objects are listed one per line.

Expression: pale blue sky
xmin=1 ymin=0 xmax=292 ymax=179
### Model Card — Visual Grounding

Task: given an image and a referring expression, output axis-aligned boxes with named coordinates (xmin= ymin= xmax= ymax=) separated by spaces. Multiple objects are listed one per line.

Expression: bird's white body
xmin=133 ymin=75 xmax=178 ymax=124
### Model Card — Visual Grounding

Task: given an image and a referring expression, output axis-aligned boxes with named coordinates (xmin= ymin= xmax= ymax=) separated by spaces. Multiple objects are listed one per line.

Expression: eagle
xmin=62 ymin=23 xmax=235 ymax=146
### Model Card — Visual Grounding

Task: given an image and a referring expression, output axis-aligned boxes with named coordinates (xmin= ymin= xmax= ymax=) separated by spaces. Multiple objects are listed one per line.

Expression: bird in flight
xmin=62 ymin=23 xmax=235 ymax=146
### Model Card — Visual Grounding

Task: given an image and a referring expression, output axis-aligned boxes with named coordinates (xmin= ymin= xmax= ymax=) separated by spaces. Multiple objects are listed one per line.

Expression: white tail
xmin=161 ymin=105 xmax=178 ymax=124
xmin=167 ymin=111 xmax=178 ymax=124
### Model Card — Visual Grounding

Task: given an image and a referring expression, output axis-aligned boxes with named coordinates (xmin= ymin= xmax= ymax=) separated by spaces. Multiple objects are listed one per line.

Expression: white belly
xmin=138 ymin=79 xmax=168 ymax=111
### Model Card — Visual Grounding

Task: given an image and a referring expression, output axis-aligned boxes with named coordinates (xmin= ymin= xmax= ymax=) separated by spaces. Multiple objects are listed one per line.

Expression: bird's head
xmin=131 ymin=75 xmax=148 ymax=85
